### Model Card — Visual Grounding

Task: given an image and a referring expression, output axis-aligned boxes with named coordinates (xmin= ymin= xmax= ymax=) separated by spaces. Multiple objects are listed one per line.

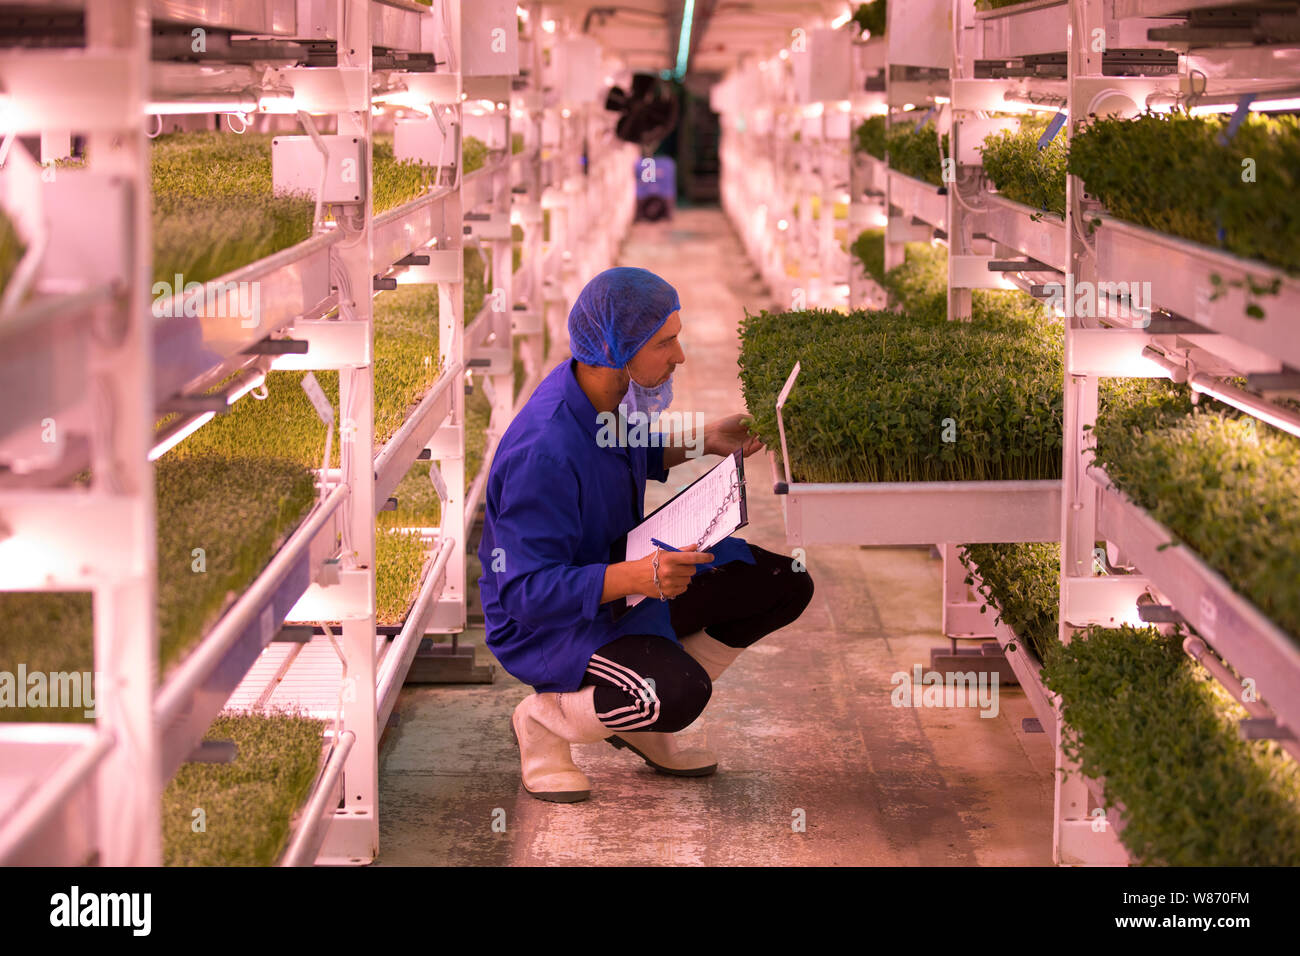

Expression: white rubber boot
xmin=511 ymin=686 xmax=612 ymax=803
xmin=607 ymin=634 xmax=744 ymax=776
xmin=608 ymin=732 xmax=718 ymax=776
xmin=680 ymin=632 xmax=744 ymax=682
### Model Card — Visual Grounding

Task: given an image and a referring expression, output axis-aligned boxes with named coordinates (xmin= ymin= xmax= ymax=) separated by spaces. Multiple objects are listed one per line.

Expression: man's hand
xmin=646 ymin=544 xmax=714 ymax=598
xmin=600 ymin=545 xmax=714 ymax=603
xmin=704 ymin=413 xmax=765 ymax=458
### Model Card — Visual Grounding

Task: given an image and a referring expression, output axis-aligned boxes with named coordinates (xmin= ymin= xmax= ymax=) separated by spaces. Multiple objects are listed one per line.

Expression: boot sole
xmin=608 ymin=735 xmax=719 ymax=777
xmin=511 ymin=715 xmax=592 ymax=803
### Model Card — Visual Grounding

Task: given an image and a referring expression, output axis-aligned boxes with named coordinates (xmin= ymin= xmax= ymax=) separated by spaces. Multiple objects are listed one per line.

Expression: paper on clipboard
xmin=624 ymin=449 xmax=747 ymax=607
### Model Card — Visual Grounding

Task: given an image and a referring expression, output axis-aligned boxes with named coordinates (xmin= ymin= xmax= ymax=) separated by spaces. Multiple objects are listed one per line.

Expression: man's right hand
xmin=644 ymin=544 xmax=714 ymax=599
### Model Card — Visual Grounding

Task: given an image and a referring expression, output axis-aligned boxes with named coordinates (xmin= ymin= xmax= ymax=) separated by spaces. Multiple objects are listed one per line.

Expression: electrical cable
xmin=296 ymin=110 xmax=331 ymax=234
xmin=321 ymin=622 xmax=347 ymax=743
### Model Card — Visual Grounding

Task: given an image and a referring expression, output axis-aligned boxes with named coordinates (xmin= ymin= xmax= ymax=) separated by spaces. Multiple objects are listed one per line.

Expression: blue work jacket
xmin=478 ymin=358 xmax=754 ymax=692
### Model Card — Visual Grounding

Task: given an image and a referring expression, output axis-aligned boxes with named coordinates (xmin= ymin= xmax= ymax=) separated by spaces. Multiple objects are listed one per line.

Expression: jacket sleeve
xmin=646 ymin=443 xmax=669 ymax=483
xmin=491 ymin=448 xmax=608 ymax=628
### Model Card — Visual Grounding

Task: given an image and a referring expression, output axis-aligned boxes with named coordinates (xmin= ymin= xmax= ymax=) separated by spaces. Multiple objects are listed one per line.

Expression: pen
xmin=649 ymin=537 xmax=680 ymax=552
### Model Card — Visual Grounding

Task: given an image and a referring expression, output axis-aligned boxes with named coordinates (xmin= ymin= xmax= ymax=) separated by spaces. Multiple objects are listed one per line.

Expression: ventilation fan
xmin=604 ymin=73 xmax=680 ymax=152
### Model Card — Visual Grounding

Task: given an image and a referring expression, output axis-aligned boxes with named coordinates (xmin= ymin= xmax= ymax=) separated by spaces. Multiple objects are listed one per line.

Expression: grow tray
xmin=0 ymin=723 xmax=112 ymax=865
xmin=771 ymin=455 xmax=1061 ymax=545
xmin=154 ymin=133 xmax=484 ymax=409
xmin=462 ymin=149 xmax=514 ymax=213
xmin=1089 ymin=464 xmax=1300 ymax=740
xmin=374 ymin=364 xmax=461 ymax=508
xmin=887 ymin=169 xmax=947 ymax=233
xmin=956 ymin=557 xmax=1058 ymax=736
xmin=161 ymin=711 xmax=330 ymax=867
xmin=979 ymin=194 xmax=1067 ymax=273
xmin=154 ymin=478 xmax=347 ymax=783
xmin=1044 ymin=623 xmax=1300 ymax=865
xmin=974 ymin=0 xmax=1067 ymax=59
xmin=1094 ymin=215 xmax=1300 ymax=370
xmin=226 ymin=536 xmax=455 ymax=737
xmin=856 ymin=152 xmax=888 ymax=198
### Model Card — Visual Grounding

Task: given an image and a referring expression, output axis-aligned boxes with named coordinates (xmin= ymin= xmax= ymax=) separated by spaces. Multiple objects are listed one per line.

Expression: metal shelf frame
xmin=0 ymin=0 xmax=524 ymax=868
xmin=711 ymin=0 xmax=1299 ymax=867
xmin=1057 ymin=0 xmax=1300 ymax=866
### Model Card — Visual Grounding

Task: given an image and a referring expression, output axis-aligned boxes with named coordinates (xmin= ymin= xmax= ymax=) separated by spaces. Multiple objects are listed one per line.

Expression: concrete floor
xmin=376 ymin=208 xmax=1055 ymax=866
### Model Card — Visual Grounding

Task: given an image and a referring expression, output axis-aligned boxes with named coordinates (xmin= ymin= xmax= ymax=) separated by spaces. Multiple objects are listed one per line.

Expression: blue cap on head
xmin=567 ymin=267 xmax=681 ymax=368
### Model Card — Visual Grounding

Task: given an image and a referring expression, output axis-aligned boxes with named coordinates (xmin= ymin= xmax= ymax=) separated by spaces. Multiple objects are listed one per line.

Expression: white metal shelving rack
xmin=0 ymin=0 xmax=158 ymax=867
xmin=1054 ymin=0 xmax=1300 ymax=865
xmin=715 ymin=0 xmax=1300 ymax=867
xmin=1 ymin=0 xmax=637 ymax=866
xmin=0 ymin=0 xmax=513 ymax=867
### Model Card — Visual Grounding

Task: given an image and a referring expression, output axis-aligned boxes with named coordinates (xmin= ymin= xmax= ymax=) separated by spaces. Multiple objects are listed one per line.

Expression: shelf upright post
xmin=848 ymin=39 xmax=866 ymax=310
xmin=821 ymin=110 xmax=834 ymax=309
xmin=425 ymin=2 xmax=467 ymax=637
xmin=882 ymin=102 xmax=904 ymax=271
xmin=318 ymin=0 xmax=379 ymax=864
xmin=540 ymin=59 xmax=569 ymax=362
xmin=86 ymin=0 xmax=160 ymax=867
xmin=946 ymin=0 xmax=972 ymax=322
xmin=481 ymin=89 xmax=517 ymax=428
xmin=1054 ymin=0 xmax=1127 ymax=867
xmin=517 ymin=22 xmax=546 ymax=369
xmin=490 ymin=127 xmax=516 ymax=421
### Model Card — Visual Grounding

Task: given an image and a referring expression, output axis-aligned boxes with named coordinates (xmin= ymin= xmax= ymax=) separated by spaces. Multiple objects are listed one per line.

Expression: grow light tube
xmin=1183 ymin=635 xmax=1300 ymax=765
xmin=1186 ymin=96 xmax=1300 ymax=116
xmin=149 ymin=412 xmax=215 ymax=461
xmin=226 ymin=371 xmax=267 ymax=405
xmin=1001 ymin=98 xmax=1067 ymax=116
xmin=144 ymin=96 xmax=259 ymax=115
xmin=1188 ymin=373 xmax=1300 ymax=440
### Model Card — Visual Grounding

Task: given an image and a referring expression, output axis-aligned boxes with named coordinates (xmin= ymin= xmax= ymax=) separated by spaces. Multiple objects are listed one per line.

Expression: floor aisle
xmin=375 ymin=207 xmax=1055 ymax=865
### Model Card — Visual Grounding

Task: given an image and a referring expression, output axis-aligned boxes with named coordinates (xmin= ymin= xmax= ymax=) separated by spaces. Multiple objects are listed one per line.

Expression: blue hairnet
xmin=568 ymin=267 xmax=681 ymax=368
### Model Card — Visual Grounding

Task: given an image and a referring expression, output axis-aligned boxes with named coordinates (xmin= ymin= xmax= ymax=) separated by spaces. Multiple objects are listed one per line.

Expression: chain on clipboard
xmin=694 ymin=472 xmax=743 ymax=550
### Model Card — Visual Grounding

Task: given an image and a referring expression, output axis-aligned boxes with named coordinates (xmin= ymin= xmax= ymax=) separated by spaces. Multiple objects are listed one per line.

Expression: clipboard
xmin=613 ymin=448 xmax=749 ymax=613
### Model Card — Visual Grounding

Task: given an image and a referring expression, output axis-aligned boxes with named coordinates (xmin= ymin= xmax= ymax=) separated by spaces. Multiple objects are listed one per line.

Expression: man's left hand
xmin=705 ymin=413 xmax=765 ymax=458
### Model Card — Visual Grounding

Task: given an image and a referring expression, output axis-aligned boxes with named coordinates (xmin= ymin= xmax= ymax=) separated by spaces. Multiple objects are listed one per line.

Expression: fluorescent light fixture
xmin=150 ymin=412 xmax=215 ymax=461
xmin=837 ymin=100 xmax=852 ymax=112
xmin=1189 ymin=373 xmax=1300 ymax=439
xmin=542 ymin=19 xmax=556 ymax=33
xmin=831 ymin=6 xmax=852 ymax=29
xmin=145 ymin=96 xmax=258 ymax=115
xmin=227 ymin=372 xmax=267 ymax=405
xmin=803 ymin=102 xmax=824 ymax=118
xmin=675 ymin=0 xmax=697 ymax=80
xmin=1002 ymin=97 xmax=1067 ymax=115
xmin=1187 ymin=96 xmax=1300 ymax=116
xmin=258 ymin=93 xmax=297 ymax=114
xmin=1250 ymin=97 xmax=1300 ymax=111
